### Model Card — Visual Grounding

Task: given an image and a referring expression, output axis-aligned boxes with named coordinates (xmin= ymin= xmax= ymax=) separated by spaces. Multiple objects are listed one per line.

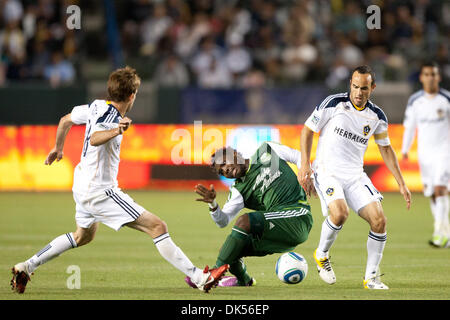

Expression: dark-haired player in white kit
xmin=402 ymin=62 xmax=450 ymax=248
xmin=299 ymin=65 xmax=411 ymax=289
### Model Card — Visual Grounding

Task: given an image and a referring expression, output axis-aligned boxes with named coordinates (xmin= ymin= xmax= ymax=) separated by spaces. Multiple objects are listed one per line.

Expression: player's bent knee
xmin=154 ymin=219 xmax=168 ymax=235
xmin=234 ymin=214 xmax=251 ymax=233
xmin=73 ymin=231 xmax=95 ymax=247
xmin=328 ymin=203 xmax=349 ymax=226
xmin=371 ymin=214 xmax=387 ymax=233
xmin=434 ymin=186 xmax=448 ymax=197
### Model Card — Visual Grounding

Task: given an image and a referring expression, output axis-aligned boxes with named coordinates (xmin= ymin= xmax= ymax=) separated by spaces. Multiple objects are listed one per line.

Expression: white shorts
xmin=73 ymin=187 xmax=146 ymax=231
xmin=419 ymin=159 xmax=450 ymax=197
xmin=312 ymin=171 xmax=383 ymax=217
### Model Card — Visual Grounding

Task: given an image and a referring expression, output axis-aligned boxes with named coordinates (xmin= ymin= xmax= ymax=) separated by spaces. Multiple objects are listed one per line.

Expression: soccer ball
xmin=275 ymin=252 xmax=308 ymax=284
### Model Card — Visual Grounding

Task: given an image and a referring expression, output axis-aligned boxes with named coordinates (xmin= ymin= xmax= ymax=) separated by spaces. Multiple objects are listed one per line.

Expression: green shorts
xmin=244 ymin=204 xmax=313 ymax=257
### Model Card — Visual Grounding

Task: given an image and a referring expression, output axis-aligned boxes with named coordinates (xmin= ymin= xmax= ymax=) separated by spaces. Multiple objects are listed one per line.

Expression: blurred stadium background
xmin=0 ymin=0 xmax=449 ymax=192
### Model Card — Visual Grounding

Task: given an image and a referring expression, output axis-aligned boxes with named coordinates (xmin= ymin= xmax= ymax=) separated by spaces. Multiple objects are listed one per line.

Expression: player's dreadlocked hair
xmin=210 ymin=147 xmax=244 ymax=167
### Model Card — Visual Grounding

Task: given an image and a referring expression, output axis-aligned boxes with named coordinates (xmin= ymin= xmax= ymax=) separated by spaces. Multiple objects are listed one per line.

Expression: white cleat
xmin=313 ymin=249 xmax=336 ymax=285
xmin=363 ymin=278 xmax=389 ymax=290
xmin=363 ymin=270 xmax=389 ymax=290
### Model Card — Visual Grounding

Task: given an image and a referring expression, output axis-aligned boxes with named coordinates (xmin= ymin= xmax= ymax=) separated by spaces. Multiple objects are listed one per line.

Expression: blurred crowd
xmin=118 ymin=0 xmax=449 ymax=89
xmin=0 ymin=0 xmax=449 ymax=89
xmin=0 ymin=0 xmax=80 ymax=86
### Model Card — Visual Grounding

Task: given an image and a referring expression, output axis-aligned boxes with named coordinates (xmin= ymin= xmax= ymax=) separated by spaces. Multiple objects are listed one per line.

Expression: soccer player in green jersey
xmin=186 ymin=141 xmax=313 ymax=287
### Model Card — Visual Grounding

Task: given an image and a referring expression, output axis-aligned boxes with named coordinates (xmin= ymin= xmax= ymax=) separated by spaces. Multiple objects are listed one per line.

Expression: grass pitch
xmin=0 ymin=191 xmax=449 ymax=300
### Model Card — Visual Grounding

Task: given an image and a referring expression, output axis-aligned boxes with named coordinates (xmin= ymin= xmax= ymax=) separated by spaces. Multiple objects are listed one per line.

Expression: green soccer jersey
xmin=231 ymin=142 xmax=308 ymax=212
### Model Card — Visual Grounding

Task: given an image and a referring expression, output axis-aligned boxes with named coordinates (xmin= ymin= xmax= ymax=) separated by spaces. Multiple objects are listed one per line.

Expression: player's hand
xmin=45 ymin=147 xmax=63 ymax=165
xmin=402 ymin=153 xmax=408 ymax=161
xmin=298 ymin=165 xmax=315 ymax=197
xmin=194 ymin=184 xmax=216 ymax=204
xmin=118 ymin=117 xmax=132 ymax=134
xmin=399 ymin=183 xmax=411 ymax=210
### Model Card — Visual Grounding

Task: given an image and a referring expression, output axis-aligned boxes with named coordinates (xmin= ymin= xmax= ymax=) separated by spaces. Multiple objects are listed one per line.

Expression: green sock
xmin=230 ymin=258 xmax=252 ymax=286
xmin=216 ymin=226 xmax=251 ymax=268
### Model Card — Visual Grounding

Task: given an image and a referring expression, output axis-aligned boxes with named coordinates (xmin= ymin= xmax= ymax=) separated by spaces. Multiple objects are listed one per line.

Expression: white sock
xmin=434 ymin=196 xmax=450 ymax=237
xmin=430 ymin=199 xmax=440 ymax=236
xmin=153 ymin=233 xmax=203 ymax=283
xmin=365 ymin=231 xmax=386 ymax=280
xmin=26 ymin=233 xmax=77 ymax=273
xmin=316 ymin=216 xmax=342 ymax=259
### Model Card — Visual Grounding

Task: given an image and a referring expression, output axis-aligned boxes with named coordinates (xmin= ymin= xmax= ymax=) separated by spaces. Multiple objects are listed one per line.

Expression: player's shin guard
xmin=153 ymin=233 xmax=203 ymax=283
xmin=316 ymin=217 xmax=342 ymax=258
xmin=216 ymin=227 xmax=251 ymax=268
xmin=26 ymin=233 xmax=77 ymax=273
xmin=365 ymin=231 xmax=386 ymax=280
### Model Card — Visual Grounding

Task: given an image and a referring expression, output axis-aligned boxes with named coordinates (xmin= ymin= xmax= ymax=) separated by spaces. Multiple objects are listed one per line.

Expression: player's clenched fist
xmin=118 ymin=117 xmax=132 ymax=134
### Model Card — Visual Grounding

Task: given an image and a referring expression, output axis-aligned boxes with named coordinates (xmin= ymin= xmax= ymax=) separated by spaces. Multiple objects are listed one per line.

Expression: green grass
xmin=0 ymin=191 xmax=449 ymax=300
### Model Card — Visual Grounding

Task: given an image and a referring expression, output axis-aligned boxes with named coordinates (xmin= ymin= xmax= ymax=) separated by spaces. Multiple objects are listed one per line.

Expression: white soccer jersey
xmin=305 ymin=92 xmax=390 ymax=177
xmin=70 ymin=99 xmax=123 ymax=194
xmin=402 ymin=89 xmax=450 ymax=163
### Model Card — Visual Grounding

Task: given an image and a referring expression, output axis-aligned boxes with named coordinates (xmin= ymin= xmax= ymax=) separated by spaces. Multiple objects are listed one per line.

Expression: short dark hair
xmin=420 ymin=61 xmax=440 ymax=73
xmin=350 ymin=65 xmax=376 ymax=85
xmin=210 ymin=147 xmax=238 ymax=167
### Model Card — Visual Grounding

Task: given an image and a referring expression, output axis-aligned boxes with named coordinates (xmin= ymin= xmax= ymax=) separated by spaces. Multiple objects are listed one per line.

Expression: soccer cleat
xmin=186 ymin=274 xmax=255 ymax=288
xmin=313 ymin=249 xmax=336 ymax=284
xmin=218 ymin=276 xmax=256 ymax=287
xmin=363 ymin=273 xmax=389 ymax=290
xmin=184 ymin=276 xmax=198 ymax=289
xmin=11 ymin=262 xmax=33 ymax=294
xmin=192 ymin=264 xmax=229 ymax=293
xmin=428 ymin=235 xmax=449 ymax=248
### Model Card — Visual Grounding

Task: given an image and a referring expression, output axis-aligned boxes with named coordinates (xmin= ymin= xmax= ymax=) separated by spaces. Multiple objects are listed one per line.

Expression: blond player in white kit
xmin=10 ymin=66 xmax=228 ymax=294
xmin=402 ymin=62 xmax=450 ymax=248
xmin=299 ymin=65 xmax=411 ymax=290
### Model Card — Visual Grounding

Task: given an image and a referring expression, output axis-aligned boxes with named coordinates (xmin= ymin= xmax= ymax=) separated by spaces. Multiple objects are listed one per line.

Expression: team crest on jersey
xmin=312 ymin=115 xmax=320 ymax=125
xmin=437 ymin=109 xmax=444 ymax=119
xmin=363 ymin=125 xmax=371 ymax=136
xmin=326 ymin=188 xmax=334 ymax=196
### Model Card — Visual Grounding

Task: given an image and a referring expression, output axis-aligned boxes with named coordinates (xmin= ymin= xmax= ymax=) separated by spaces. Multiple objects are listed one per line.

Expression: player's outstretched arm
xmin=299 ymin=126 xmax=315 ymax=197
xmin=45 ymin=113 xmax=74 ymax=165
xmin=378 ymin=144 xmax=411 ymax=210
xmin=195 ymin=184 xmax=244 ymax=228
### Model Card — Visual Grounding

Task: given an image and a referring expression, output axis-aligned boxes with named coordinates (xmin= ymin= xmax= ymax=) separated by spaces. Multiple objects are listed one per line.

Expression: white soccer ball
xmin=275 ymin=252 xmax=308 ymax=284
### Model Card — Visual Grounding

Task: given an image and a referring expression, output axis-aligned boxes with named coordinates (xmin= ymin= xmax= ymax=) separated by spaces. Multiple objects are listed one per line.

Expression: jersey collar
xmin=350 ymin=100 xmax=367 ymax=111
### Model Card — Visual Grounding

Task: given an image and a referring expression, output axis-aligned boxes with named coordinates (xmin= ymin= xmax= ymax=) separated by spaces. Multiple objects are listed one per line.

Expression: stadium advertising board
xmin=0 ymin=124 xmax=421 ymax=192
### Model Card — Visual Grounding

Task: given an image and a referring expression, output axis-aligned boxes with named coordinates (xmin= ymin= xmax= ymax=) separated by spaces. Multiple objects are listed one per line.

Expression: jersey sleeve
xmin=92 ymin=106 xmax=120 ymax=133
xmin=266 ymin=141 xmax=302 ymax=169
xmin=373 ymin=119 xmax=390 ymax=146
xmin=371 ymin=106 xmax=390 ymax=146
xmin=304 ymin=98 xmax=336 ymax=132
xmin=210 ymin=186 xmax=245 ymax=228
xmin=70 ymin=104 xmax=89 ymax=125
xmin=401 ymin=103 xmax=417 ymax=154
